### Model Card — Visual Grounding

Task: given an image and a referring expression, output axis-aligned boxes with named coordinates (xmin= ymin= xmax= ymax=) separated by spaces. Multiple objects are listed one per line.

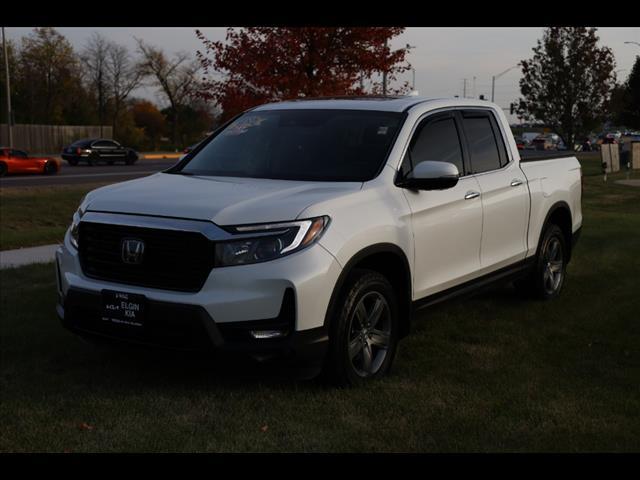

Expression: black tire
xmin=87 ymin=152 xmax=99 ymax=166
xmin=43 ymin=161 xmax=57 ymax=175
xmin=67 ymin=158 xmax=79 ymax=166
xmin=125 ymin=151 xmax=138 ymax=165
xmin=323 ymin=269 xmax=399 ymax=386
xmin=515 ymin=223 xmax=567 ymax=300
xmin=0 ymin=162 xmax=7 ymax=177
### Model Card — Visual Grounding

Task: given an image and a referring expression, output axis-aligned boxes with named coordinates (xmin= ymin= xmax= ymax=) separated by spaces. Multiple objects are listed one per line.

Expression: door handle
xmin=510 ymin=179 xmax=524 ymax=187
xmin=464 ymin=191 xmax=480 ymax=200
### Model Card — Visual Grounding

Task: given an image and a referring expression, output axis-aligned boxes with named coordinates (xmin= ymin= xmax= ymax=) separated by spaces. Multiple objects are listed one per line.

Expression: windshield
xmin=177 ymin=109 xmax=405 ymax=182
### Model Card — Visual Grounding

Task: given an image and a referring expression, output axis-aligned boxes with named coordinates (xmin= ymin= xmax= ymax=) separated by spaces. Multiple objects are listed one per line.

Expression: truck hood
xmin=85 ymin=172 xmax=362 ymax=225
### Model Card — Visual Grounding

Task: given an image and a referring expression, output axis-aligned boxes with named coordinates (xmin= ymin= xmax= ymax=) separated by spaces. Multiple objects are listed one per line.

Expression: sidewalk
xmin=141 ymin=152 xmax=183 ymax=160
xmin=0 ymin=244 xmax=59 ymax=269
xmin=615 ymin=179 xmax=640 ymax=187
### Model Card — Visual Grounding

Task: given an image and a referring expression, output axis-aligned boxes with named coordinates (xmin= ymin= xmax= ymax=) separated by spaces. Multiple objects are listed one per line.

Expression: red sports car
xmin=0 ymin=148 xmax=61 ymax=176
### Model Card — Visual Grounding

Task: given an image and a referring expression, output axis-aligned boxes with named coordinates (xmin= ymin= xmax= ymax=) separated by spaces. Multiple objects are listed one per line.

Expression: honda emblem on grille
xmin=121 ymin=238 xmax=145 ymax=264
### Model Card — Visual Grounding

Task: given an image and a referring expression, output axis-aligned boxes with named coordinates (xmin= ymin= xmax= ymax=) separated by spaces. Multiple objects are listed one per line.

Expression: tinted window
xmin=401 ymin=117 xmax=463 ymax=177
xmin=179 ymin=110 xmax=404 ymax=182
xmin=93 ymin=140 xmax=117 ymax=148
xmin=494 ymin=122 xmax=509 ymax=167
xmin=10 ymin=149 xmax=28 ymax=158
xmin=463 ymin=116 xmax=501 ymax=173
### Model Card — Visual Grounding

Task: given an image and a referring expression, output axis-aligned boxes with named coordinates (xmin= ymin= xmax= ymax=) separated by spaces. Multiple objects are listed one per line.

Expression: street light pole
xmin=382 ymin=39 xmax=388 ymax=95
xmin=491 ymin=75 xmax=496 ymax=103
xmin=491 ymin=64 xmax=519 ymax=103
xmin=624 ymin=41 xmax=640 ymax=47
xmin=405 ymin=43 xmax=416 ymax=92
xmin=2 ymin=27 xmax=13 ymax=148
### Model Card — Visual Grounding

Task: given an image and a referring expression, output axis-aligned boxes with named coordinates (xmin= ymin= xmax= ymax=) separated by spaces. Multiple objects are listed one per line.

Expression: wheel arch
xmin=43 ymin=159 xmax=58 ymax=173
xmin=539 ymin=201 xmax=573 ymax=262
xmin=323 ymin=243 xmax=413 ymax=338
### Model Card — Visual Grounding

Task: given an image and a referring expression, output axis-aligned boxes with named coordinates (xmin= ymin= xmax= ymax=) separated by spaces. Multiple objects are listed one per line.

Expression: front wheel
xmin=125 ymin=151 xmax=138 ymax=165
xmin=324 ymin=269 xmax=399 ymax=386
xmin=0 ymin=162 xmax=7 ymax=177
xmin=516 ymin=224 xmax=567 ymax=300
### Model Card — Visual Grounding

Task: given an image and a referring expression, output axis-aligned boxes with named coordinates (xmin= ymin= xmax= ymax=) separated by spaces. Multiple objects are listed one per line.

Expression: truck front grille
xmin=78 ymin=221 xmax=215 ymax=292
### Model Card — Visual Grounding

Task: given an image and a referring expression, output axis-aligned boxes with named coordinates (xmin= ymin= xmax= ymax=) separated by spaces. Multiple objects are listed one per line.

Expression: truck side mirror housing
xmin=397 ymin=161 xmax=460 ymax=191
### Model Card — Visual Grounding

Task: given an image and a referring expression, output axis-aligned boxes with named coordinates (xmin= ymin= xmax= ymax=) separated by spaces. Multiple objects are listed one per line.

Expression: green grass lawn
xmin=0 ymin=183 xmax=110 ymax=251
xmin=1 ymin=169 xmax=639 ymax=452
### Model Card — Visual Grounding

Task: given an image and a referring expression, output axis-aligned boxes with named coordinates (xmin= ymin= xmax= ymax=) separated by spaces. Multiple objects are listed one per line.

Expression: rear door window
xmin=462 ymin=114 xmax=505 ymax=173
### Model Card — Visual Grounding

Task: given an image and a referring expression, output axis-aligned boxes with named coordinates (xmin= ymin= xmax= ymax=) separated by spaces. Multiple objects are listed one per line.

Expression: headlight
xmin=68 ymin=199 xmax=88 ymax=250
xmin=215 ymin=216 xmax=330 ymax=267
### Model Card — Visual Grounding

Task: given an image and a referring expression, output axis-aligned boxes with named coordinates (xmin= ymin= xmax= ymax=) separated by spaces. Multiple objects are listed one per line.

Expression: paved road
xmin=0 ymin=158 xmax=179 ymax=188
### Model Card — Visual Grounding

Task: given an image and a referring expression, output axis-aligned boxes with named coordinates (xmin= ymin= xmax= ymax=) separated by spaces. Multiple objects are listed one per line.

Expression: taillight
xmin=76 ymin=147 xmax=81 ymax=155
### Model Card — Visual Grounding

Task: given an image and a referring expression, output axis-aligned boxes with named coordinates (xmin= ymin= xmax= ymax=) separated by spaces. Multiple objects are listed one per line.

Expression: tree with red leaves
xmin=194 ymin=27 xmax=411 ymax=120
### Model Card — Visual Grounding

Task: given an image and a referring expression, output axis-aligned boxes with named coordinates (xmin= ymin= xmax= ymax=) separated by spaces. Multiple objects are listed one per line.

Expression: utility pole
xmin=491 ymin=64 xmax=519 ymax=103
xmin=2 ymin=27 xmax=13 ymax=148
xmin=463 ymin=78 xmax=467 ymax=99
xmin=382 ymin=39 xmax=388 ymax=95
xmin=491 ymin=76 xmax=496 ymax=103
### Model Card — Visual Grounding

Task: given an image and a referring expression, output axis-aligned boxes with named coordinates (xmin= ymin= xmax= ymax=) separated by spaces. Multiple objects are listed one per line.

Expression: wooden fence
xmin=0 ymin=124 xmax=112 ymax=154
xmin=632 ymin=142 xmax=640 ymax=170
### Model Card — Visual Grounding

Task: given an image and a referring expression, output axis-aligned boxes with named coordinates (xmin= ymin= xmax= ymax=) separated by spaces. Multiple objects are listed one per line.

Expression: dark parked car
xmin=61 ymin=138 xmax=139 ymax=166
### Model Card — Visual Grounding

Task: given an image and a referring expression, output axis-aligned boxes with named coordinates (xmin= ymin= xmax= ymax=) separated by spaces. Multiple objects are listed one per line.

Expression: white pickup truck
xmin=56 ymin=97 xmax=582 ymax=385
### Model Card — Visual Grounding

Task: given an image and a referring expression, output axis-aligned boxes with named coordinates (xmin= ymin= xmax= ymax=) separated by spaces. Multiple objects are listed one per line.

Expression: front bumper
xmin=57 ymin=287 xmax=328 ymax=370
xmin=55 ymin=229 xmax=341 ymax=370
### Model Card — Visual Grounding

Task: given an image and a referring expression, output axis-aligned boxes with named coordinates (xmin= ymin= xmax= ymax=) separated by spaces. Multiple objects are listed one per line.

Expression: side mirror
xmin=397 ymin=161 xmax=460 ymax=190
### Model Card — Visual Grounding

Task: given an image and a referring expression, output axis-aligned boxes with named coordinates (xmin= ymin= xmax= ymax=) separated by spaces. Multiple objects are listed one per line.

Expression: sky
xmin=5 ymin=27 xmax=640 ymax=123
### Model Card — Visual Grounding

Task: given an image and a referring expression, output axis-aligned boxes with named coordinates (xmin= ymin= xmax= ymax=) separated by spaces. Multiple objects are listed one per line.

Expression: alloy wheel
xmin=347 ymin=291 xmax=392 ymax=377
xmin=542 ymin=236 xmax=564 ymax=295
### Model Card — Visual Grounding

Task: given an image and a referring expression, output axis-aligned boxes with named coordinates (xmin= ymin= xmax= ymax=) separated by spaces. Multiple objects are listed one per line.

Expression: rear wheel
xmin=515 ymin=224 xmax=567 ymax=300
xmin=43 ymin=161 xmax=57 ymax=175
xmin=324 ymin=269 xmax=399 ymax=386
xmin=0 ymin=162 xmax=7 ymax=177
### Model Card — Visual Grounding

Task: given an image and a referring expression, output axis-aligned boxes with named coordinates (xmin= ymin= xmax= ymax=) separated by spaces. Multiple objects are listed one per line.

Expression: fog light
xmin=250 ymin=330 xmax=287 ymax=339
